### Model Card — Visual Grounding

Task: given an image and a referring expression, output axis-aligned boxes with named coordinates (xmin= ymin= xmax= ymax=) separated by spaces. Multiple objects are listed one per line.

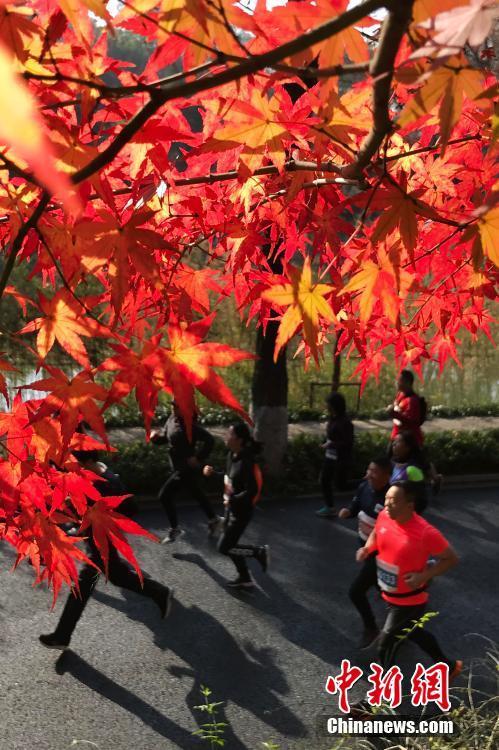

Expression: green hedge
xmin=104 ymin=399 xmax=499 ymax=430
xmin=108 ymin=429 xmax=499 ymax=496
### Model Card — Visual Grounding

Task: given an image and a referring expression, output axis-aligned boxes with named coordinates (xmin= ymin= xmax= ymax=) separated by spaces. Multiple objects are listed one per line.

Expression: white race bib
xmin=376 ymin=558 xmax=399 ymax=592
xmin=358 ymin=511 xmax=375 ymax=542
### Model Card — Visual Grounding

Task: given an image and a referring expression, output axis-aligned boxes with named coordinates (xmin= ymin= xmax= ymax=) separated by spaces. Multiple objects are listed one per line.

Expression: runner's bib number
xmin=376 ymin=558 xmax=399 ymax=592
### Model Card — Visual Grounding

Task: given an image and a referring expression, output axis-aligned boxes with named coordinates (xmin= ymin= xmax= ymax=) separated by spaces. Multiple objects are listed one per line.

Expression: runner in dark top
xmin=151 ymin=403 xmax=222 ymax=543
xmin=316 ymin=392 xmax=354 ymax=518
xmin=39 ymin=450 xmax=173 ymax=650
xmin=339 ymin=456 xmax=391 ymax=648
xmin=204 ymin=422 xmax=268 ymax=589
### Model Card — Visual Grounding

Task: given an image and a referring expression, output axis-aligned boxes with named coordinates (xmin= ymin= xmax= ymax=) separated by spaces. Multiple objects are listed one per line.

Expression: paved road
xmin=0 ymin=487 xmax=497 ymax=750
xmin=108 ymin=415 xmax=499 ymax=445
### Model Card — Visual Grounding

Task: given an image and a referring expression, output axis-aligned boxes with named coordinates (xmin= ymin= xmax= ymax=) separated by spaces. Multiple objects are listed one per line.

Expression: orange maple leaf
xmin=100 ymin=338 xmax=165 ymax=436
xmin=477 ymin=205 xmax=499 ymax=267
xmin=397 ymin=58 xmax=484 ymax=154
xmin=339 ymin=247 xmax=414 ymax=323
xmin=0 ymin=39 xmax=80 ymax=215
xmin=158 ymin=317 xmax=254 ymax=436
xmin=79 ymin=498 xmax=158 ymax=583
xmin=208 ymin=89 xmax=295 ymax=172
xmin=75 ymin=210 xmax=172 ymax=314
xmin=28 ymin=367 xmax=109 ymax=447
xmin=261 ymin=257 xmax=335 ymax=363
xmin=18 ymin=290 xmax=107 ymax=368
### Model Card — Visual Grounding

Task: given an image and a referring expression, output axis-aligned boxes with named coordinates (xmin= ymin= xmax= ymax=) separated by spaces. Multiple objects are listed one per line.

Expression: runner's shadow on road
xmin=54 ymin=650 xmax=196 ymax=749
xmin=93 ymin=587 xmax=307 ymax=744
xmin=170 ymin=551 xmax=348 ymax=664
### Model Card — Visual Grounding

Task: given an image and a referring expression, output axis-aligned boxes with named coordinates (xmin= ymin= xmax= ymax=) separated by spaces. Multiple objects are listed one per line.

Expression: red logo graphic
xmin=325 ymin=659 xmax=363 ymax=714
xmin=325 ymin=661 xmax=451 ymax=713
xmin=411 ymin=662 xmax=451 ymax=712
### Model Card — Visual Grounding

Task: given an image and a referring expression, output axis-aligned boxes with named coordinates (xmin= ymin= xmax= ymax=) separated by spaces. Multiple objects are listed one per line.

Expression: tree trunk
xmin=332 ymin=334 xmax=342 ymax=392
xmin=251 ymin=320 xmax=288 ymax=477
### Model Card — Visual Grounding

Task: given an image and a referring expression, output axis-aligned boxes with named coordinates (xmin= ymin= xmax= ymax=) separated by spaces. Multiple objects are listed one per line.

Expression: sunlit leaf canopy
xmin=0 ymin=0 xmax=497 ymax=598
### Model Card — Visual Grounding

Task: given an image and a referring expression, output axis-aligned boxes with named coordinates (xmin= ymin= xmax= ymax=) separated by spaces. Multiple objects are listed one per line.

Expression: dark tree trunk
xmin=332 ymin=334 xmax=342 ymax=392
xmin=251 ymin=250 xmax=288 ymax=476
xmin=251 ymin=320 xmax=288 ymax=476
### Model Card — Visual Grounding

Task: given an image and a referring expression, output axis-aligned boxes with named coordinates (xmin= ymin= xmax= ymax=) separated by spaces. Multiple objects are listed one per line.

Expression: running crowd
xmin=39 ymin=369 xmax=462 ymax=683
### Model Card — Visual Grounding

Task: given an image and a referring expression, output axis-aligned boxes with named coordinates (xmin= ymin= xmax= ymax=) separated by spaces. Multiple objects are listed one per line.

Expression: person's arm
xmin=231 ymin=458 xmax=258 ymax=503
xmin=340 ymin=494 xmax=360 ymax=519
xmin=397 ymin=395 xmax=420 ymax=429
xmin=150 ymin=420 xmax=168 ymax=444
xmin=356 ymin=528 xmax=377 ymax=561
xmin=404 ymin=545 xmax=458 ymax=590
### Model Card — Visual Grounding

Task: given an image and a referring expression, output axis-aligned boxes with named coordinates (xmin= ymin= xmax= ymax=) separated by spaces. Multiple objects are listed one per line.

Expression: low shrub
xmin=107 ymin=429 xmax=499 ymax=496
xmin=104 ymin=400 xmax=499 ymax=430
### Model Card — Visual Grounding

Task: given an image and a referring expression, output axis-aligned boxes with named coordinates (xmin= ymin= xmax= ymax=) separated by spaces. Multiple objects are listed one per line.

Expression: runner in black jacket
xmin=151 ymin=404 xmax=221 ymax=543
xmin=338 ymin=456 xmax=391 ymax=648
xmin=204 ymin=422 xmax=269 ymax=589
xmin=39 ymin=450 xmax=173 ymax=650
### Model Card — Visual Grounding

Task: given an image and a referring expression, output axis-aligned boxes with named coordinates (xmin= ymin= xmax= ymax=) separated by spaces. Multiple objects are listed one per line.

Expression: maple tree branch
xmin=379 ymin=134 xmax=481 ymax=164
xmin=341 ymin=0 xmax=415 ymax=179
xmin=70 ymin=0 xmax=385 ymax=185
xmin=0 ymin=153 xmax=42 ymax=188
xmin=275 ymin=61 xmax=370 ymax=78
xmin=0 ymin=194 xmax=50 ymax=303
xmin=407 ymin=259 xmax=471 ymax=325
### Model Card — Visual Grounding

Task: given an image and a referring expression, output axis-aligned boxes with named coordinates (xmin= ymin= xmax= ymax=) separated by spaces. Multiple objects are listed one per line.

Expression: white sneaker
xmin=161 ymin=528 xmax=185 ymax=544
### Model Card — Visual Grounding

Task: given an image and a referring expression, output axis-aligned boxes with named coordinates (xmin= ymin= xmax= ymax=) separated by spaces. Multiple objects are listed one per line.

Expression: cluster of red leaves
xmin=0 ymin=0 xmax=497 ymax=600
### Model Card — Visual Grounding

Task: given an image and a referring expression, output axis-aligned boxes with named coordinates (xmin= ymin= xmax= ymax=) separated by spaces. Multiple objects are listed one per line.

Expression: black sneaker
xmin=255 ymin=545 xmax=270 ymax=573
xmin=358 ymin=627 xmax=379 ymax=650
xmin=157 ymin=586 xmax=174 ymax=620
xmin=39 ymin=633 xmax=69 ymax=650
xmin=226 ymin=576 xmax=254 ymax=589
xmin=161 ymin=528 xmax=185 ymax=544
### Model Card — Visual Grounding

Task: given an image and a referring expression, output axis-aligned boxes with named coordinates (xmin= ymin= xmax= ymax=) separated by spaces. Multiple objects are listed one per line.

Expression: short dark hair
xmin=370 ymin=456 xmax=392 ymax=473
xmin=326 ymin=391 xmax=347 ymax=417
xmin=391 ymin=480 xmax=419 ymax=504
xmin=400 ymin=369 xmax=414 ymax=385
xmin=230 ymin=422 xmax=262 ymax=455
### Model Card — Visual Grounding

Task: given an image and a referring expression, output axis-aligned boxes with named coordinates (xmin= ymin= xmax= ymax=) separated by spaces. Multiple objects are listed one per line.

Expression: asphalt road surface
xmin=0 ymin=487 xmax=497 ymax=750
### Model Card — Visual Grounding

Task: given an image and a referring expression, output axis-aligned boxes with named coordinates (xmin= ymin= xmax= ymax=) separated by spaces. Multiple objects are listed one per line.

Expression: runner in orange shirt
xmin=356 ymin=480 xmax=462 ymax=679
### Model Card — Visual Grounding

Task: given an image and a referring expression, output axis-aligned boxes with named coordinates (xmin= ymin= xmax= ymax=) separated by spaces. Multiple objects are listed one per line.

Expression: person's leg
xmin=106 ymin=549 xmax=173 ymax=619
xmin=218 ymin=514 xmax=253 ymax=583
xmin=158 ymin=473 xmax=185 ymax=541
xmin=43 ymin=563 xmax=100 ymax=647
xmin=377 ymin=603 xmax=427 ymax=667
xmin=184 ymin=473 xmax=217 ymax=521
xmin=408 ymin=625 xmax=452 ymax=666
xmin=320 ymin=459 xmax=336 ymax=507
xmin=349 ymin=555 xmax=378 ymax=633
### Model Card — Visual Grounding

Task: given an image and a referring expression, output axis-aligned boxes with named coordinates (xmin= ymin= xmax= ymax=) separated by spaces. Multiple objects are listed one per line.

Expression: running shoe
xmin=207 ymin=516 xmax=224 ymax=537
xmin=161 ymin=528 xmax=185 ymax=544
xmin=226 ymin=576 xmax=254 ymax=589
xmin=255 ymin=545 xmax=270 ymax=573
xmin=358 ymin=627 xmax=379 ymax=650
xmin=39 ymin=633 xmax=69 ymax=650
xmin=315 ymin=506 xmax=337 ymax=518
xmin=449 ymin=659 xmax=463 ymax=682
